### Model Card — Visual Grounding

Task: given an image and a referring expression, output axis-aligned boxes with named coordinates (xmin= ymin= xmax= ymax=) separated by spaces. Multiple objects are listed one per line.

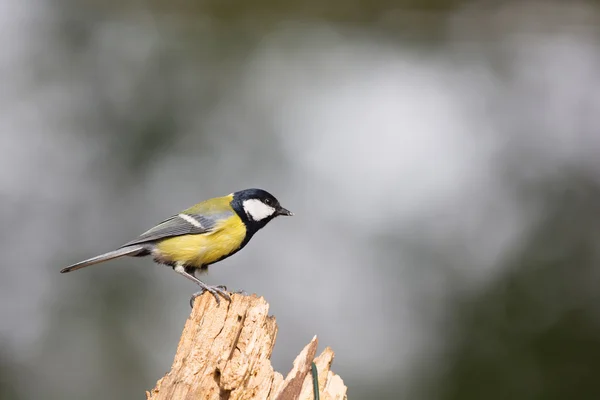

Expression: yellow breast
xmin=154 ymin=215 xmax=247 ymax=267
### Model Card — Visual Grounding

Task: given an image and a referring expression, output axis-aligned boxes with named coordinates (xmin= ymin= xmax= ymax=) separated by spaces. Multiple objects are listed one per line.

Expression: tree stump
xmin=146 ymin=293 xmax=347 ymax=400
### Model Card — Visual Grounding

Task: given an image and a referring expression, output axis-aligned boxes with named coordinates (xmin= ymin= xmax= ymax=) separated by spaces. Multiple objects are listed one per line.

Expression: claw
xmin=189 ymin=291 xmax=202 ymax=308
xmin=189 ymin=285 xmax=232 ymax=308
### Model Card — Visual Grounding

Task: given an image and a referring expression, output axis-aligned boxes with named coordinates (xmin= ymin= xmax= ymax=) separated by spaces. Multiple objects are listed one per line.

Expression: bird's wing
xmin=119 ymin=210 xmax=234 ymax=248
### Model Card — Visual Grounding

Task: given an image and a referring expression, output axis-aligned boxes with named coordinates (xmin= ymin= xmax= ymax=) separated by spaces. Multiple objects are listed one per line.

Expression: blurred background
xmin=2 ymin=0 xmax=600 ymax=399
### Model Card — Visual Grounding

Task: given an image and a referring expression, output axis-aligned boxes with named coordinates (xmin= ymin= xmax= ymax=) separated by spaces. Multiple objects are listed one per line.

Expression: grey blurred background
xmin=2 ymin=0 xmax=600 ymax=399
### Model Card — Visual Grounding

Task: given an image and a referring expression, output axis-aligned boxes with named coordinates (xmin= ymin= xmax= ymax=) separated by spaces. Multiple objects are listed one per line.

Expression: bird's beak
xmin=277 ymin=207 xmax=294 ymax=216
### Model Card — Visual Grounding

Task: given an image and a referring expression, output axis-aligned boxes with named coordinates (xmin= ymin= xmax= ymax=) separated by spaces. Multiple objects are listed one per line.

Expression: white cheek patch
xmin=243 ymin=199 xmax=276 ymax=221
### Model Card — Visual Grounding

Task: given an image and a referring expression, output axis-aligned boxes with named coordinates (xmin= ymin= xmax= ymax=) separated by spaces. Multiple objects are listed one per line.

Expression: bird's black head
xmin=231 ymin=188 xmax=293 ymax=234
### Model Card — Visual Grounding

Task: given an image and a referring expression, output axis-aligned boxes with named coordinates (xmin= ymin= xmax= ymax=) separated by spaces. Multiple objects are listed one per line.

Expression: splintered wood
xmin=146 ymin=293 xmax=347 ymax=400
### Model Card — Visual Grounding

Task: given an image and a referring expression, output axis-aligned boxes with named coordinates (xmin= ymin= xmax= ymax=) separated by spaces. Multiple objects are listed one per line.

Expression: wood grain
xmin=146 ymin=293 xmax=347 ymax=400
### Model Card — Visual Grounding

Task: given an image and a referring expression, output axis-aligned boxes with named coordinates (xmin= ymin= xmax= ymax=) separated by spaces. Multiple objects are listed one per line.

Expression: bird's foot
xmin=217 ymin=285 xmax=247 ymax=295
xmin=189 ymin=285 xmax=231 ymax=308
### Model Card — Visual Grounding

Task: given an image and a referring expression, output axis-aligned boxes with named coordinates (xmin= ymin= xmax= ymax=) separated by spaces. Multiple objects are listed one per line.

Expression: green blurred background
xmin=3 ymin=0 xmax=600 ymax=399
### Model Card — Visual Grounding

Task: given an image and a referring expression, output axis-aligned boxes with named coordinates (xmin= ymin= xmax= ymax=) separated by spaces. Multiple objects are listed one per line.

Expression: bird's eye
xmin=264 ymin=198 xmax=272 ymax=205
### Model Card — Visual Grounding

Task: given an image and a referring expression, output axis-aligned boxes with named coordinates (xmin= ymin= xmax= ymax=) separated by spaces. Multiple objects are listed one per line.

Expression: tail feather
xmin=60 ymin=246 xmax=145 ymax=273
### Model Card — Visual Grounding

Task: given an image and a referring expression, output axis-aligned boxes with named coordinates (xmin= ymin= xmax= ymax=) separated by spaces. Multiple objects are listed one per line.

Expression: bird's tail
xmin=60 ymin=245 xmax=145 ymax=273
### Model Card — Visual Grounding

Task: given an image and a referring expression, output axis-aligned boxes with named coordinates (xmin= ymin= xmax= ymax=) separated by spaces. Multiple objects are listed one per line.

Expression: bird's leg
xmin=191 ymin=267 xmax=244 ymax=294
xmin=172 ymin=264 xmax=231 ymax=306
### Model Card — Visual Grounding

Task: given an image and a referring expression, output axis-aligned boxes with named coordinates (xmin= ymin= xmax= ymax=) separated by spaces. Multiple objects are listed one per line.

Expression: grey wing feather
xmin=119 ymin=212 xmax=230 ymax=248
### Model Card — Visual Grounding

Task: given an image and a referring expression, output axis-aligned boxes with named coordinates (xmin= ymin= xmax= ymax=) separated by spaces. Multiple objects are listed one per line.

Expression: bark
xmin=146 ymin=293 xmax=347 ymax=400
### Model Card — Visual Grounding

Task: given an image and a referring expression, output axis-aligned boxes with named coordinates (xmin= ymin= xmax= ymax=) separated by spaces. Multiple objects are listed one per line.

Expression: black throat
xmin=230 ymin=194 xmax=274 ymax=246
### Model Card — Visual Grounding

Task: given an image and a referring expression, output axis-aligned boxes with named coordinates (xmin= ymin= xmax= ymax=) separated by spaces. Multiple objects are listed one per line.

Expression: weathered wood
xmin=146 ymin=293 xmax=347 ymax=400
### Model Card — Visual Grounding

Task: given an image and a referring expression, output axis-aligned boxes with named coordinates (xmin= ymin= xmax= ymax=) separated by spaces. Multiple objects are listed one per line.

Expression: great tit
xmin=60 ymin=188 xmax=293 ymax=305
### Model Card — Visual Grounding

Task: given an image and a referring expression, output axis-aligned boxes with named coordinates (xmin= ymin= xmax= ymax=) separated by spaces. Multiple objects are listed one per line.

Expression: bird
xmin=60 ymin=188 xmax=293 ymax=306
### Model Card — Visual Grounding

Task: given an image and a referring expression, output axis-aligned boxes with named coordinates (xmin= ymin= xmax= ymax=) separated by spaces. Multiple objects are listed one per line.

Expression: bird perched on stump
xmin=60 ymin=188 xmax=293 ymax=305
